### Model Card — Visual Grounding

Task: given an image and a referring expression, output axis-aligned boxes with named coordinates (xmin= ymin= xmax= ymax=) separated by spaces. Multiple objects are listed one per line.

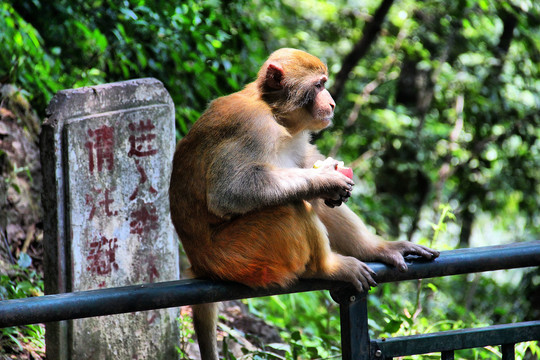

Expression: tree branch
xmin=330 ymin=0 xmax=395 ymax=101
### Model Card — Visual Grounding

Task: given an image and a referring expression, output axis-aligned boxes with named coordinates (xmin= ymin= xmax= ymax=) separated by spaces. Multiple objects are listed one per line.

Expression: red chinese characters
xmin=129 ymin=202 xmax=159 ymax=235
xmin=85 ymin=125 xmax=114 ymax=173
xmin=127 ymin=120 xmax=161 ymax=283
xmin=85 ymin=188 xmax=118 ymax=220
xmin=129 ymin=120 xmax=158 ymax=200
xmin=128 ymin=119 xmax=158 ymax=157
xmin=86 ymin=236 xmax=119 ymax=276
xmin=82 ymin=119 xmax=162 ymax=283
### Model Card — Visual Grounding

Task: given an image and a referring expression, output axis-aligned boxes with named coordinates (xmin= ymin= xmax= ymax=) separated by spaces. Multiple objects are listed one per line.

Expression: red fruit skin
xmin=337 ymin=166 xmax=353 ymax=179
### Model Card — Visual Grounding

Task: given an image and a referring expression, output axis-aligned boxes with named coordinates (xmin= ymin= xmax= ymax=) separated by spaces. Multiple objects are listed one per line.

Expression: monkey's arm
xmin=303 ymin=145 xmax=439 ymax=269
xmin=206 ymin=141 xmax=353 ymax=218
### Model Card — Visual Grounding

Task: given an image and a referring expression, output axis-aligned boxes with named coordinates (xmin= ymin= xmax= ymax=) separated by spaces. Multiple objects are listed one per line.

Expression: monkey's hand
xmin=334 ymin=255 xmax=378 ymax=292
xmin=377 ymin=241 xmax=440 ymax=272
xmin=312 ymin=158 xmax=354 ymax=208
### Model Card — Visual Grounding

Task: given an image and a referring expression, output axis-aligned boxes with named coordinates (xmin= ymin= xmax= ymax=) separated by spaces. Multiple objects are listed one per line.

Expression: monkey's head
xmin=258 ymin=48 xmax=336 ymax=132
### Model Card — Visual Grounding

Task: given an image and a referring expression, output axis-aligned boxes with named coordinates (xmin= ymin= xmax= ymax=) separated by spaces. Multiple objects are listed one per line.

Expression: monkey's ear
xmin=265 ymin=63 xmax=284 ymax=89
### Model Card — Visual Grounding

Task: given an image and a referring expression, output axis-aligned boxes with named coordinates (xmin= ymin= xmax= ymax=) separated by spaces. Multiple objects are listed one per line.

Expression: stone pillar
xmin=41 ymin=78 xmax=180 ymax=360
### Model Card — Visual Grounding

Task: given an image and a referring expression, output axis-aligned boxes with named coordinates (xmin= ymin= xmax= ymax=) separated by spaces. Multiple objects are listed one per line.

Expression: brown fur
xmin=169 ymin=48 xmax=439 ymax=360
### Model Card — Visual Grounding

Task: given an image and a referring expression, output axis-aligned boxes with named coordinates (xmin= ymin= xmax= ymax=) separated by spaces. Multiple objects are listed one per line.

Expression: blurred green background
xmin=1 ymin=0 xmax=538 ymax=358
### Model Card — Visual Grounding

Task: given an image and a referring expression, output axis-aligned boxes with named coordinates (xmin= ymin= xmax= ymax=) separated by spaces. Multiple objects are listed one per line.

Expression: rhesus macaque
xmin=169 ymin=48 xmax=439 ymax=360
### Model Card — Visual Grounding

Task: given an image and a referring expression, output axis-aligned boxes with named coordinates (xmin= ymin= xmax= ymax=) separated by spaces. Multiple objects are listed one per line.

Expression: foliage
xmin=1 ymin=0 xmax=539 ymax=358
xmin=0 ymin=266 xmax=45 ymax=358
xmin=252 ymin=0 xmax=540 ymax=244
xmin=5 ymin=0 xmax=276 ymax=135
xmin=176 ymin=312 xmax=195 ymax=360
xmin=368 ymin=276 xmax=539 ymax=359
xmin=221 ymin=327 xmax=341 ymax=360
xmin=246 ymin=291 xmax=342 ymax=358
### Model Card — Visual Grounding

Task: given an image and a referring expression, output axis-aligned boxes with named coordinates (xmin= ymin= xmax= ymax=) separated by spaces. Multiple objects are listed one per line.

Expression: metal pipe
xmin=371 ymin=321 xmax=540 ymax=357
xmin=1 ymin=241 xmax=539 ymax=328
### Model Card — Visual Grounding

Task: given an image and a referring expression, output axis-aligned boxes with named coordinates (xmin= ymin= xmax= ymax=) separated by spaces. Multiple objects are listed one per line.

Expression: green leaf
xmin=383 ymin=319 xmax=403 ymax=333
xmin=290 ymin=330 xmax=301 ymax=342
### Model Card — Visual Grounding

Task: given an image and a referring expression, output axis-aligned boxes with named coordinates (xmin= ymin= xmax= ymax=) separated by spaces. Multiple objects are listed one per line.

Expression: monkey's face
xmin=283 ymin=75 xmax=336 ymax=133
xmin=258 ymin=49 xmax=336 ymax=133
xmin=305 ymin=75 xmax=336 ymax=130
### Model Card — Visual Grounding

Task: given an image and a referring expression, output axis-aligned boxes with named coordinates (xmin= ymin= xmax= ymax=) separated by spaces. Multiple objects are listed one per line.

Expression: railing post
xmin=441 ymin=350 xmax=454 ymax=359
xmin=331 ymin=287 xmax=370 ymax=360
xmin=501 ymin=343 xmax=515 ymax=360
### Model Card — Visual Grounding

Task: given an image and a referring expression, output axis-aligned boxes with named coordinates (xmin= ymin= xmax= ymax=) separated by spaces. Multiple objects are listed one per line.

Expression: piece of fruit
xmin=336 ymin=165 xmax=353 ymax=179
xmin=313 ymin=160 xmax=353 ymax=179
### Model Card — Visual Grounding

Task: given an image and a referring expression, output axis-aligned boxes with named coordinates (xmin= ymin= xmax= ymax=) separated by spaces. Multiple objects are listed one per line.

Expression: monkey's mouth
xmin=320 ymin=116 xmax=333 ymax=128
xmin=323 ymin=112 xmax=334 ymax=123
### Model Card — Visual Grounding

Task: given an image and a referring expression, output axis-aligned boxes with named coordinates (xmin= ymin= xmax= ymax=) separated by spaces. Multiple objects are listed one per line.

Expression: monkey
xmin=169 ymin=48 xmax=439 ymax=360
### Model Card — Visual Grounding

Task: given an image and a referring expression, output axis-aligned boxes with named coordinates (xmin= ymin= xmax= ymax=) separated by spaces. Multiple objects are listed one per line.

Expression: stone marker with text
xmin=41 ymin=78 xmax=180 ymax=359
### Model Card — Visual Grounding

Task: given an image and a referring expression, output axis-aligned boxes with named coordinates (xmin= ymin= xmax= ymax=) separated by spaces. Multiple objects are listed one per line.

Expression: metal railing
xmin=1 ymin=241 xmax=539 ymax=359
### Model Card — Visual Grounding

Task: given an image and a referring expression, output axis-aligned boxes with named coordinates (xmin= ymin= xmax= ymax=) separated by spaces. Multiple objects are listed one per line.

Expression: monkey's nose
xmin=330 ymin=102 xmax=335 ymax=111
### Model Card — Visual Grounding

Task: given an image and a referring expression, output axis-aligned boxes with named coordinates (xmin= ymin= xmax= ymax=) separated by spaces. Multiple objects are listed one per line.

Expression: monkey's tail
xmin=193 ymin=302 xmax=219 ymax=360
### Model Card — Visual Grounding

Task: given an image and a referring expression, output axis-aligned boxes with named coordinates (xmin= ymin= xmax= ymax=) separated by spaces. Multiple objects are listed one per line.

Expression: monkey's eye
xmin=315 ymin=77 xmax=327 ymax=89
